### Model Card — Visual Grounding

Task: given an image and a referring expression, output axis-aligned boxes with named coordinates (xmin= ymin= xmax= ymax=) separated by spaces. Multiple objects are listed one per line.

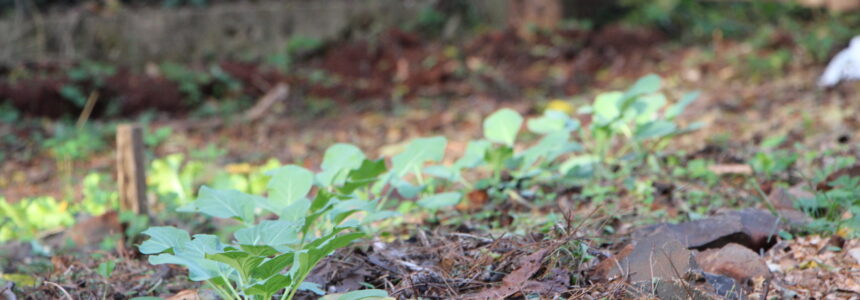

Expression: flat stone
xmin=726 ymin=209 xmax=782 ymax=251
xmin=632 ymin=209 xmax=784 ymax=252
xmin=632 ymin=214 xmax=745 ymax=250
xmin=696 ymin=243 xmax=772 ymax=284
xmin=591 ymin=226 xmax=698 ymax=283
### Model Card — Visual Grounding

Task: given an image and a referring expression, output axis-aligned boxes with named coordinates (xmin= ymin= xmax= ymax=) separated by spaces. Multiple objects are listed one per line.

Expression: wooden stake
xmin=116 ymin=124 xmax=148 ymax=216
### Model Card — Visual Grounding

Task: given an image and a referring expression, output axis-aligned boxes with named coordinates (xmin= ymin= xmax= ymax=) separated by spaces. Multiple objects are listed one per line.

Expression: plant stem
xmin=221 ymin=275 xmax=244 ymax=300
xmin=206 ymin=280 xmax=233 ymax=300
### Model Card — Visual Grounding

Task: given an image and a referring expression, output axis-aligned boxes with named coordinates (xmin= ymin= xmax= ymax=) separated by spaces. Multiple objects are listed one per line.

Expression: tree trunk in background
xmin=117 ymin=124 xmax=148 ymax=217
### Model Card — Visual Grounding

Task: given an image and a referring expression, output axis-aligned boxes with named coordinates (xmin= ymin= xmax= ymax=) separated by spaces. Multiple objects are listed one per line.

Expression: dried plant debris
xmin=762 ymin=236 xmax=860 ymax=299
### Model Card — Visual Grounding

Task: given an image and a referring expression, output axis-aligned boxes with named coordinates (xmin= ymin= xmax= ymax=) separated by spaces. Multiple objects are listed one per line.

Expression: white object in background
xmin=819 ymin=35 xmax=860 ymax=88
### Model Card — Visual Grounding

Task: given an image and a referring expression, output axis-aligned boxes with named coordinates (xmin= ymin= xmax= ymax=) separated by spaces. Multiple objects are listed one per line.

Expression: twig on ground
xmin=44 ymin=281 xmax=73 ymax=300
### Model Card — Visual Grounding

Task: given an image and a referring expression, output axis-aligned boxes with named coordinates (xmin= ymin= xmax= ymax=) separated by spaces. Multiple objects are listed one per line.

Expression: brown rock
xmin=696 ymin=243 xmax=772 ymax=284
xmin=632 ymin=213 xmax=745 ymax=250
xmin=591 ymin=227 xmax=698 ymax=283
xmin=633 ymin=209 xmax=785 ymax=252
xmin=727 ymin=209 xmax=782 ymax=251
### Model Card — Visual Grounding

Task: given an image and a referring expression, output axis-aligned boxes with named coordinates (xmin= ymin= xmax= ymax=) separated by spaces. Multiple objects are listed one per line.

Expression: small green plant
xmin=418 ymin=74 xmax=700 ymax=210
xmin=81 ymin=172 xmax=119 ymax=216
xmin=420 ymin=107 xmax=582 ymax=207
xmin=140 ymin=143 xmax=400 ymax=299
xmin=160 ymin=62 xmax=210 ymax=104
xmin=149 ymin=153 xmax=207 ymax=207
xmin=791 ymin=154 xmax=860 ymax=238
xmin=60 ymin=60 xmax=116 ymax=109
xmin=749 ymin=135 xmax=798 ymax=179
xmin=574 ymin=74 xmax=701 ymax=176
xmin=43 ymin=123 xmax=108 ymax=162
xmin=148 ymin=154 xmax=283 ymax=210
xmin=0 ymin=197 xmax=75 ymax=243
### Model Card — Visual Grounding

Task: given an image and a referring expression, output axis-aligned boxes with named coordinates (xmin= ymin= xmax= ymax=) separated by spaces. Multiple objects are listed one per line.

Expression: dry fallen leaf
xmin=166 ymin=289 xmax=199 ymax=300
xmin=462 ymin=243 xmax=560 ymax=300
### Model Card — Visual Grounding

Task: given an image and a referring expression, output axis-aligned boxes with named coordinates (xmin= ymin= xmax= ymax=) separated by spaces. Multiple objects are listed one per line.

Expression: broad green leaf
xmin=363 ymin=210 xmax=400 ymax=223
xmin=206 ymin=251 xmax=264 ymax=282
xmin=340 ymin=159 xmax=387 ymax=194
xmin=310 ymin=189 xmax=334 ymax=212
xmin=190 ymin=186 xmax=259 ymax=223
xmin=624 ymin=74 xmax=661 ymax=98
xmin=310 ymin=232 xmax=364 ymax=263
xmin=239 ymin=244 xmax=279 ymax=257
xmin=234 ymin=220 xmax=301 ymax=246
xmin=483 ymin=108 xmax=523 ymax=146
xmin=484 ymin=145 xmax=514 ymax=171
xmin=634 ymin=120 xmax=677 ymax=141
xmin=390 ymin=136 xmax=447 ymax=177
xmin=665 ymin=91 xmax=700 ymax=120
xmin=130 ymin=297 xmax=164 ymax=300
xmin=146 ymin=234 xmax=228 ymax=281
xmin=417 ymin=192 xmax=462 ymax=209
xmin=559 ymin=155 xmax=598 ymax=175
xmin=245 ymin=274 xmax=292 ymax=298
xmin=629 ymin=93 xmax=666 ymax=124
xmin=319 ymin=289 xmax=392 ymax=300
xmin=454 ymin=140 xmax=491 ymax=169
xmin=148 ymin=252 xmax=227 ymax=281
xmin=267 ymin=165 xmax=314 ymax=207
xmin=527 ymin=110 xmax=579 ymax=134
xmin=278 ymin=198 xmax=311 ymax=222
xmin=423 ymin=165 xmax=456 ymax=181
xmin=250 ymin=252 xmax=295 ymax=280
xmin=393 ymin=178 xmax=423 ymax=198
xmin=184 ymin=234 xmax=225 ymax=256
xmin=592 ymin=92 xmax=623 ymax=126
xmin=317 ymin=144 xmax=366 ymax=187
xmin=518 ymin=131 xmax=581 ymax=170
xmin=299 ymin=282 xmax=325 ymax=295
xmin=139 ymin=226 xmax=190 ymax=254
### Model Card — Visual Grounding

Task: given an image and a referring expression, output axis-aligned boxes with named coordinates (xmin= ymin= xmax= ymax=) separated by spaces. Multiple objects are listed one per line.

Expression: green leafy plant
xmin=81 ymin=172 xmax=119 ymax=216
xmin=148 ymin=154 xmax=284 ymax=210
xmin=799 ymin=173 xmax=860 ymax=238
xmin=572 ymin=74 xmax=701 ymax=177
xmin=140 ymin=143 xmax=399 ymax=299
xmin=149 ymin=153 xmax=207 ymax=207
xmin=160 ymin=62 xmax=211 ymax=105
xmin=43 ymin=124 xmax=108 ymax=162
xmin=749 ymin=135 xmax=798 ymax=179
xmin=60 ymin=60 xmax=116 ymax=109
xmin=0 ymin=197 xmax=75 ymax=243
